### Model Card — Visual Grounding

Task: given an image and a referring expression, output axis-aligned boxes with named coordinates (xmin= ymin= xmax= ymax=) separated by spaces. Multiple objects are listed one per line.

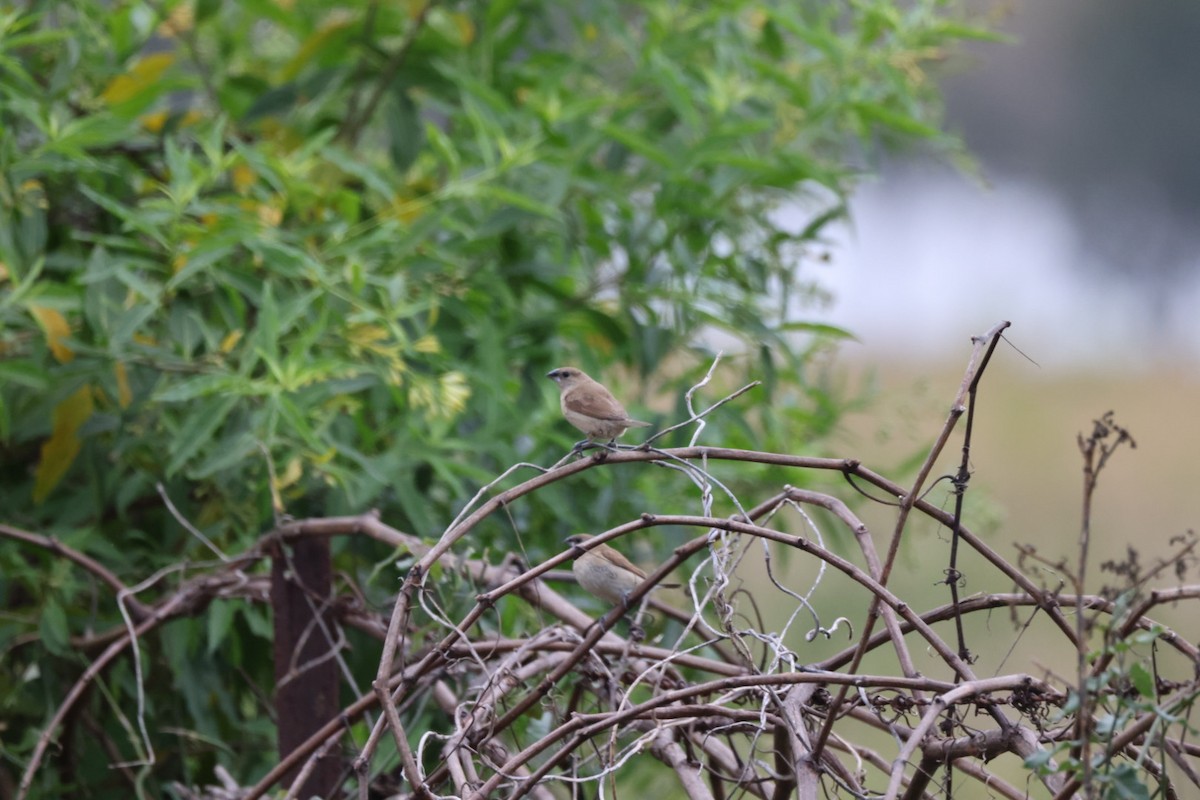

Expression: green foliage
xmin=0 ymin=0 xmax=983 ymax=794
xmin=1023 ymin=609 xmax=1196 ymax=800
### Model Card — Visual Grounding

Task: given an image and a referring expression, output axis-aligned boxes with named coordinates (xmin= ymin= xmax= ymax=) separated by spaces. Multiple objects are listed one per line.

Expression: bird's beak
xmin=545 ymin=370 xmax=557 ymax=378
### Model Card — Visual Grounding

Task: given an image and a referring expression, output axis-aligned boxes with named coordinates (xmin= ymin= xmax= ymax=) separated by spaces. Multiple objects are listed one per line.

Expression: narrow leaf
xmin=100 ymin=53 xmax=176 ymax=105
xmin=167 ymin=395 xmax=238 ymax=475
xmin=28 ymin=305 xmax=74 ymax=362
xmin=33 ymin=385 xmax=94 ymax=502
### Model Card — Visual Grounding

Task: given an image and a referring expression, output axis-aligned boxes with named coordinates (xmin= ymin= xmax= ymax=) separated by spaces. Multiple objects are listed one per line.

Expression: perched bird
xmin=564 ymin=533 xmax=677 ymax=607
xmin=546 ymin=367 xmax=650 ymax=445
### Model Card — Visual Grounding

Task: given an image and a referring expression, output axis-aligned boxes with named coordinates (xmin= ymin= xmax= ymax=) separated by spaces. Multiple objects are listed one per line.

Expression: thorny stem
xmin=944 ymin=326 xmax=1001 ymax=665
xmin=810 ymin=320 xmax=1010 ymax=764
xmin=1072 ymin=412 xmax=1137 ymax=796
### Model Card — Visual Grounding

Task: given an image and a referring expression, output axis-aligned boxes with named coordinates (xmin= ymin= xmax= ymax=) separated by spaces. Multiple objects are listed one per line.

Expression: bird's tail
xmin=627 ymin=419 xmax=651 ymax=428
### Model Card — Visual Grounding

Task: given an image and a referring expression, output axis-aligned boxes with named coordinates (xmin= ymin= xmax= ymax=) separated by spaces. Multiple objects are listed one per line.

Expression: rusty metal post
xmin=271 ymin=536 xmax=339 ymax=796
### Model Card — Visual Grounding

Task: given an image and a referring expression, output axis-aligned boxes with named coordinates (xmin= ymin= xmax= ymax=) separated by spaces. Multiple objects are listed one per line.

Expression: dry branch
xmin=11 ymin=322 xmax=1200 ymax=800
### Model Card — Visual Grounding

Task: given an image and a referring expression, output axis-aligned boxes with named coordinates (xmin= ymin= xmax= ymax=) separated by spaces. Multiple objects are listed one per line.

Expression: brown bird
xmin=564 ymin=533 xmax=678 ymax=607
xmin=546 ymin=367 xmax=650 ymax=445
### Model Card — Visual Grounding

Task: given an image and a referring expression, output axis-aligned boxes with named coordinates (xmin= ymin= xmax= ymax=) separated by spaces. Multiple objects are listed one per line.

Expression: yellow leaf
xmin=231 ymin=163 xmax=256 ymax=194
xmin=114 ymin=362 xmax=132 ymax=408
xmin=274 ymin=457 xmax=303 ymax=491
xmin=29 ymin=306 xmax=74 ymax=363
xmin=157 ymin=3 xmax=194 ymax=37
xmin=257 ymin=202 xmax=283 ymax=227
xmin=387 ymin=195 xmax=428 ymax=224
xmin=100 ymin=53 xmax=176 ymax=105
xmin=241 ymin=198 xmax=283 ymax=227
xmin=196 ymin=498 xmax=227 ymax=527
xmin=583 ymin=23 xmax=598 ymax=41
xmin=20 ymin=179 xmax=48 ymax=209
xmin=33 ymin=386 xmax=94 ymax=503
xmin=0 ymin=262 xmax=8 ymax=282
xmin=141 ymin=111 xmax=170 ymax=133
xmin=140 ymin=108 xmax=203 ymax=133
xmin=438 ymin=370 xmax=470 ymax=417
xmin=219 ymin=330 xmax=244 ymax=353
xmin=584 ymin=330 xmax=615 ymax=356
xmin=346 ymin=324 xmax=390 ymax=349
xmin=451 ymin=12 xmax=475 ymax=45
xmin=413 ymin=334 xmax=440 ymax=354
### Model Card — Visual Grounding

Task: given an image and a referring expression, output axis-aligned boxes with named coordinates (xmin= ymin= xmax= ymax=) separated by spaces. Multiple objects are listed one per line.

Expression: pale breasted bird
xmin=546 ymin=367 xmax=650 ymax=445
xmin=564 ymin=533 xmax=678 ymax=607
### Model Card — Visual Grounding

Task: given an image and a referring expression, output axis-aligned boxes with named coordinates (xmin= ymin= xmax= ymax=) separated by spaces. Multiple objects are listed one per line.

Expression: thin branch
xmin=812 ymin=320 xmax=1010 ymax=762
xmin=339 ymin=1 xmax=437 ymax=145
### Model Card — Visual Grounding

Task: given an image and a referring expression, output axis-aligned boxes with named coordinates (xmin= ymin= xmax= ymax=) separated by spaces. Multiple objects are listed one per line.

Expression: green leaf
xmin=600 ymin=121 xmax=675 ymax=168
xmin=779 ymin=321 xmax=859 ymax=340
xmin=167 ymin=394 xmax=239 ymax=475
xmin=648 ymin=52 xmax=700 ymax=131
xmin=238 ymin=604 xmax=273 ymax=640
xmin=852 ymin=101 xmax=941 ymax=139
xmin=425 ymin=121 xmax=461 ymax=174
xmin=206 ymin=599 xmax=237 ymax=655
xmin=1022 ymin=749 xmax=1052 ymax=771
xmin=195 ymin=0 xmax=222 ymax=24
xmin=189 ymin=431 xmax=258 ymax=479
xmin=242 ymin=82 xmax=301 ymax=123
xmin=1106 ymin=763 xmax=1151 ymax=800
xmin=930 ymin=21 xmax=1011 ymax=44
xmin=166 ymin=236 xmax=238 ymax=290
xmin=386 ymin=89 xmax=426 ymax=173
xmin=155 ymin=373 xmax=246 ymax=403
xmin=474 ymin=184 xmax=562 ymax=220
xmin=39 ymin=598 xmax=70 ymax=655
xmin=759 ymin=20 xmax=785 ymax=59
xmin=0 ymin=359 xmax=49 ymax=390
xmin=1128 ymin=662 xmax=1155 ymax=698
xmin=77 ymin=185 xmax=169 ymax=247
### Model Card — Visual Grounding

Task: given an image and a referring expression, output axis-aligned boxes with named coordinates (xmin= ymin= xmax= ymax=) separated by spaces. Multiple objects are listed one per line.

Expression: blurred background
xmin=826 ymin=0 xmax=1200 ymax=367
xmin=808 ymin=0 xmax=1200 ymax=580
